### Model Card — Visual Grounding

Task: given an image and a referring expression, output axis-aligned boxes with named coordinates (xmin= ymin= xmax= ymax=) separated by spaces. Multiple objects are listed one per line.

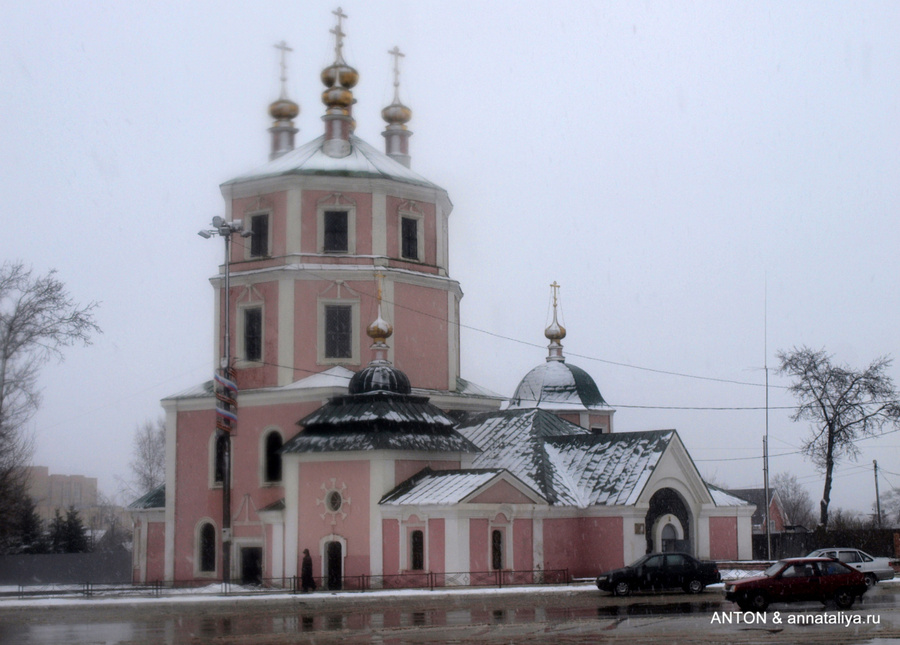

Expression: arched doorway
xmin=645 ymin=488 xmax=692 ymax=554
xmin=325 ymin=540 xmax=342 ymax=590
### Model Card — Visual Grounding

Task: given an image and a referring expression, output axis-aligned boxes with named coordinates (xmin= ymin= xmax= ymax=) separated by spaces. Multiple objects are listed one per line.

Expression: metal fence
xmin=0 ymin=568 xmax=570 ymax=600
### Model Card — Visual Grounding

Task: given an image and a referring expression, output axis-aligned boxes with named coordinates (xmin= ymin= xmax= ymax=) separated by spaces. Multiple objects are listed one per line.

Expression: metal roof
xmin=128 ymin=484 xmax=165 ymax=510
xmin=508 ymin=360 xmax=608 ymax=410
xmin=381 ymin=468 xmax=511 ymax=505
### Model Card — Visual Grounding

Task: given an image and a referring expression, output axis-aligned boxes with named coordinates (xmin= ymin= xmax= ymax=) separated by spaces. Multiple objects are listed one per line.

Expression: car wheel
xmin=834 ymin=589 xmax=855 ymax=609
xmin=684 ymin=579 xmax=704 ymax=594
xmin=748 ymin=592 xmax=769 ymax=611
xmin=864 ymin=573 xmax=877 ymax=589
xmin=613 ymin=580 xmax=631 ymax=597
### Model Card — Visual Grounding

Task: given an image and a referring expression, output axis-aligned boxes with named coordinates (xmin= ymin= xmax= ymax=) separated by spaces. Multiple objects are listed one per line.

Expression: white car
xmin=807 ymin=548 xmax=895 ymax=587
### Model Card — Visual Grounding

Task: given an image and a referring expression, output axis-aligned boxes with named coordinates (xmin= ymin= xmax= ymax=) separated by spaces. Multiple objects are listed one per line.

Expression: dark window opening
xmin=249 ymin=214 xmax=269 ymax=257
xmin=200 ymin=523 xmax=216 ymax=572
xmin=214 ymin=434 xmax=227 ymax=483
xmin=264 ymin=432 xmax=282 ymax=483
xmin=411 ymin=530 xmax=424 ymax=570
xmin=325 ymin=305 xmax=352 ymax=359
xmin=401 ymin=217 xmax=418 ymax=260
xmin=324 ymin=210 xmax=348 ymax=252
xmin=491 ymin=529 xmax=503 ymax=570
xmin=244 ymin=307 xmax=262 ymax=362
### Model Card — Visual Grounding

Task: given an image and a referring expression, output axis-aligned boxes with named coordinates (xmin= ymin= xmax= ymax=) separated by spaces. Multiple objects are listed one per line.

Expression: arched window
xmin=410 ymin=530 xmax=424 ymax=571
xmin=491 ymin=529 xmax=503 ymax=570
xmin=264 ymin=431 xmax=283 ymax=483
xmin=214 ymin=434 xmax=227 ymax=484
xmin=199 ymin=522 xmax=216 ymax=573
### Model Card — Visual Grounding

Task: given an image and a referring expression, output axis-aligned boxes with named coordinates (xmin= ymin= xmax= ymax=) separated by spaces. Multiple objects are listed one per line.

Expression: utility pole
xmin=763 ymin=279 xmax=771 ymax=560
xmin=199 ymin=216 xmax=251 ymax=585
xmin=874 ymin=460 xmax=883 ymax=527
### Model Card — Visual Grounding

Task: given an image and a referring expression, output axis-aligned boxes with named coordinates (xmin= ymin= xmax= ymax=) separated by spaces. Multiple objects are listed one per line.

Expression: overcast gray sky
xmin=2 ymin=1 xmax=899 ymax=516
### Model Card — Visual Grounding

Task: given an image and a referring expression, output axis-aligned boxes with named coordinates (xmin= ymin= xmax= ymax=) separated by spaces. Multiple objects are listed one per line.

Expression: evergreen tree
xmin=63 ymin=506 xmax=89 ymax=553
xmin=16 ymin=495 xmax=47 ymax=554
xmin=49 ymin=509 xmax=65 ymax=553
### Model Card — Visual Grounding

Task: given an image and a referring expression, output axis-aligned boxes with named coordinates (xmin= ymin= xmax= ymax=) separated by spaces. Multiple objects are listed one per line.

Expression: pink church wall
xmin=469 ymin=519 xmax=489 ymax=571
xmin=300 ymin=190 xmax=374 ymax=256
xmin=512 ymin=519 xmax=533 ymax=571
xmin=709 ymin=517 xmax=738 ymax=560
xmin=469 ymin=480 xmax=534 ymax=505
xmin=146 ymin=521 xmax=166 ymax=582
xmin=393 ymin=282 xmax=449 ymax=390
xmin=223 ymin=279 xmax=279 ymax=390
xmin=428 ymin=518 xmax=445 ymax=572
xmin=382 ymin=519 xmax=400 ymax=576
xmin=296 ymin=460 xmax=371 ymax=577
xmin=385 ymin=196 xmax=438 ymax=267
xmin=544 ymin=516 xmax=623 ymax=578
xmin=229 ymin=191 xmax=288 ymax=262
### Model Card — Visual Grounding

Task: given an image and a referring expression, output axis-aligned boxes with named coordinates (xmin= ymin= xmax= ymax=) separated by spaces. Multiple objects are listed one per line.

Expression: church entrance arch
xmin=645 ymin=488 xmax=692 ymax=554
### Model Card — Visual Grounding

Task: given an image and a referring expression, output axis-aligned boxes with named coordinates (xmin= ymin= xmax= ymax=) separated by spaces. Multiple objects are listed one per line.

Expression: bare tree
xmin=122 ymin=416 xmax=166 ymax=498
xmin=879 ymin=488 xmax=900 ymax=527
xmin=0 ymin=262 xmax=100 ymax=544
xmin=771 ymin=471 xmax=815 ymax=529
xmin=778 ymin=346 xmax=900 ymax=528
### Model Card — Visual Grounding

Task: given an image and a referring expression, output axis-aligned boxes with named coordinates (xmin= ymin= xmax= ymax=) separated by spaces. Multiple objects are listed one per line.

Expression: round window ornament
xmin=327 ymin=490 xmax=342 ymax=512
xmin=318 ymin=479 xmax=350 ymax=522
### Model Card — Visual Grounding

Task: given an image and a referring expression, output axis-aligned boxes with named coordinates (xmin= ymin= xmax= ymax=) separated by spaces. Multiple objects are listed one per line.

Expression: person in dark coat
xmin=300 ymin=548 xmax=316 ymax=593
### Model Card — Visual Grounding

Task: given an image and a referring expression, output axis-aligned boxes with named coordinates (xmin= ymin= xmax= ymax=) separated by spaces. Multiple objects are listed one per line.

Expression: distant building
xmin=130 ymin=12 xmax=754 ymax=587
xmin=25 ymin=466 xmax=98 ymax=523
xmin=726 ymin=488 xmax=789 ymax=534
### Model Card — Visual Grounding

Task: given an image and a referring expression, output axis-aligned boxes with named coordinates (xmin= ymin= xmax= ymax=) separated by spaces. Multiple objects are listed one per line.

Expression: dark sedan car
xmin=724 ymin=557 xmax=867 ymax=611
xmin=596 ymin=552 xmax=721 ymax=596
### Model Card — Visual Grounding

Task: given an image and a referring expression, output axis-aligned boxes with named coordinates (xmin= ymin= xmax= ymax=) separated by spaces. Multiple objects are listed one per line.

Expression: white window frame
xmin=401 ymin=516 xmax=428 ymax=573
xmin=236 ymin=303 xmax=264 ymax=367
xmin=488 ymin=513 xmax=512 ymax=571
xmin=316 ymin=298 xmax=360 ymax=365
xmin=245 ymin=211 xmax=272 ymax=259
xmin=194 ymin=518 xmax=219 ymax=578
xmin=398 ymin=212 xmax=424 ymax=262
xmin=259 ymin=427 xmax=284 ymax=487
xmin=317 ymin=195 xmax=356 ymax=254
xmin=208 ymin=432 xmax=233 ymax=490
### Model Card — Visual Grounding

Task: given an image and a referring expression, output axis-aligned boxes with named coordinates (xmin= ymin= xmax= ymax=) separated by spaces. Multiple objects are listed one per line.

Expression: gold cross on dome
xmin=550 ymin=281 xmax=561 ymax=308
xmin=274 ymin=41 xmax=293 ymax=97
xmin=331 ymin=7 xmax=348 ymax=63
xmin=388 ymin=46 xmax=404 ymax=89
xmin=374 ymin=271 xmax=385 ymax=303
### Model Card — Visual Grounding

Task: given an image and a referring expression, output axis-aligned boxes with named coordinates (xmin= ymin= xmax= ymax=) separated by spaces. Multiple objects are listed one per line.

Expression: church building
xmin=130 ymin=11 xmax=753 ymax=587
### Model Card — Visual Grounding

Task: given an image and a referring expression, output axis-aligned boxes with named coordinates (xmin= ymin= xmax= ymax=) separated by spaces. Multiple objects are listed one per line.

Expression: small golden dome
xmin=321 ymin=63 xmax=359 ymax=89
xmin=367 ymin=315 xmax=393 ymax=343
xmin=322 ymin=86 xmax=354 ymax=110
xmin=545 ymin=319 xmax=567 ymax=343
xmin=382 ymin=102 xmax=412 ymax=126
xmin=268 ymin=98 xmax=299 ymax=120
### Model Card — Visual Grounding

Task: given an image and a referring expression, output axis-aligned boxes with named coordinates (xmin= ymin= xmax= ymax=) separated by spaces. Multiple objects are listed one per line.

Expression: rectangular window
xmin=410 ymin=530 xmax=424 ymax=570
xmin=249 ymin=214 xmax=269 ymax=258
xmin=325 ymin=305 xmax=352 ymax=359
xmin=244 ymin=307 xmax=262 ymax=362
xmin=401 ymin=217 xmax=418 ymax=260
xmin=323 ymin=210 xmax=348 ymax=252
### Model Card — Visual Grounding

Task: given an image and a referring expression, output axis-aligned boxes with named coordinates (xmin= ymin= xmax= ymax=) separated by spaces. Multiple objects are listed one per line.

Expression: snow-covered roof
xmin=381 ymin=468 xmax=509 ymax=505
xmin=222 ymin=134 xmax=443 ymax=191
xmin=707 ymin=484 xmax=756 ymax=508
xmin=454 ymin=409 xmax=675 ymax=508
xmin=507 ymin=360 xmax=609 ymax=411
xmin=128 ymin=485 xmax=165 ymax=510
xmin=281 ymin=365 xmax=354 ymax=390
xmin=282 ymin=391 xmax=479 ymax=454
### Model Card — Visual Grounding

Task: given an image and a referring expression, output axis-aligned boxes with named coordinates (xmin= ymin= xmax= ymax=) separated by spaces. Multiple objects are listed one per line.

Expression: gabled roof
xmin=222 ymin=134 xmax=443 ymax=191
xmin=380 ymin=468 xmax=543 ymax=506
xmin=128 ymin=484 xmax=165 ymax=510
xmin=727 ymin=488 xmax=781 ymax=524
xmin=706 ymin=483 xmax=756 ymax=508
xmin=453 ymin=409 xmax=677 ymax=508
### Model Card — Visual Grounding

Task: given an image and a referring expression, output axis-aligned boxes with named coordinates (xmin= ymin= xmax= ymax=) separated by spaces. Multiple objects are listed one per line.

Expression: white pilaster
xmin=163 ymin=404 xmax=178 ymax=582
xmin=284 ymin=457 xmax=300 ymax=578
xmin=372 ymin=192 xmax=387 ymax=257
xmin=532 ymin=517 xmax=543 ymax=570
xmin=277 ymin=279 xmax=294 ymax=386
xmin=369 ymin=456 xmax=393 ymax=576
xmin=447 ymin=291 xmax=459 ymax=391
xmin=285 ymin=188 xmax=302 ymax=255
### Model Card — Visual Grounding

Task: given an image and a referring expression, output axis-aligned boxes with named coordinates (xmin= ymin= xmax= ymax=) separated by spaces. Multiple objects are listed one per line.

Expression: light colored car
xmin=806 ymin=548 xmax=895 ymax=587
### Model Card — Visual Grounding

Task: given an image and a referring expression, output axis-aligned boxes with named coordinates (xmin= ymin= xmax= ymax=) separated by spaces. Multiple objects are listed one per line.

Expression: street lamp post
xmin=199 ymin=216 xmax=251 ymax=585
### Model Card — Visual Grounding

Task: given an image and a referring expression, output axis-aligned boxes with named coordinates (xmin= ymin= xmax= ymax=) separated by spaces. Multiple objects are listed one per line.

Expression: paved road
xmin=2 ymin=584 xmax=899 ymax=644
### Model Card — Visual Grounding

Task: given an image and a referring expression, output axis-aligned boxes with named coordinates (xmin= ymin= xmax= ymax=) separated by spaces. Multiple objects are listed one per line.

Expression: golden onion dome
xmin=268 ymin=98 xmax=299 ymax=120
xmin=544 ymin=319 xmax=566 ymax=343
xmin=322 ymin=86 xmax=354 ymax=109
xmin=367 ymin=315 xmax=393 ymax=344
xmin=321 ymin=63 xmax=359 ymax=89
xmin=382 ymin=101 xmax=412 ymax=126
